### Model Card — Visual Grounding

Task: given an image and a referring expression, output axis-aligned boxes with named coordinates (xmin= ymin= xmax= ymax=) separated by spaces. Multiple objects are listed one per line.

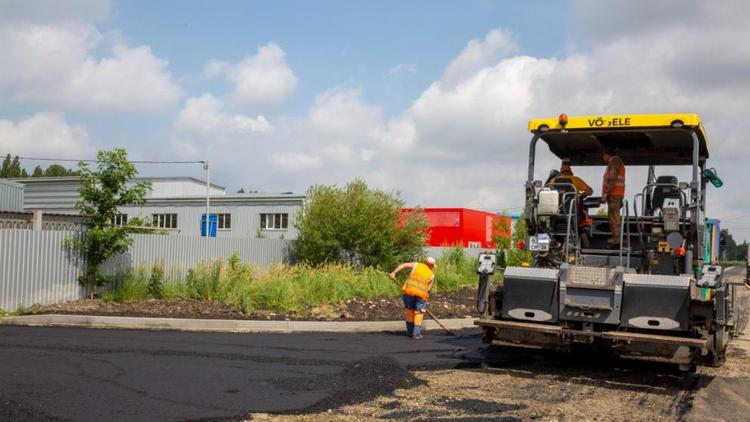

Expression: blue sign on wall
xmin=201 ymin=214 xmax=218 ymax=237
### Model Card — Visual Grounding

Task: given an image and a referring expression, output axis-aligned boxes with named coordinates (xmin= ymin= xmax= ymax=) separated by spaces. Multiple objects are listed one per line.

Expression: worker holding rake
xmin=390 ymin=257 xmax=436 ymax=339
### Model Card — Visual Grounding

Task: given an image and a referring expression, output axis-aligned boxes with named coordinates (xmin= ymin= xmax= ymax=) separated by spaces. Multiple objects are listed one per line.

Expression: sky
xmin=1 ymin=0 xmax=749 ymax=240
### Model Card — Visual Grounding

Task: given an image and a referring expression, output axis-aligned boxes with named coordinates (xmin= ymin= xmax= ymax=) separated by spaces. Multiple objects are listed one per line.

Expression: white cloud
xmin=442 ymin=28 xmax=518 ymax=88
xmin=174 ymin=93 xmax=272 ymax=137
xmin=388 ymin=63 xmax=418 ymax=76
xmin=206 ymin=42 xmax=298 ymax=107
xmin=271 ymin=152 xmax=322 ymax=171
xmin=0 ymin=23 xmax=181 ymax=111
xmin=308 ymin=88 xmax=382 ymax=141
xmin=169 ymin=86 xmax=384 ymax=191
xmin=0 ymin=112 xmax=95 ymax=157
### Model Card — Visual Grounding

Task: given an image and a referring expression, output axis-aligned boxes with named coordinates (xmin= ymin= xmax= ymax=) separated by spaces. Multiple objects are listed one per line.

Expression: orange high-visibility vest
xmin=603 ymin=156 xmax=625 ymax=197
xmin=402 ymin=262 xmax=434 ymax=300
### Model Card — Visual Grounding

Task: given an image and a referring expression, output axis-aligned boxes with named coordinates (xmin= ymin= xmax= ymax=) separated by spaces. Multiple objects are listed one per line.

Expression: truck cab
xmin=476 ymin=114 xmax=736 ymax=369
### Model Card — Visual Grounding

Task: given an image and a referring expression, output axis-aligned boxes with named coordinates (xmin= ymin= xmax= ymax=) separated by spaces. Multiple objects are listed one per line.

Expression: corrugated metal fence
xmin=1 ymin=230 xmax=486 ymax=311
xmin=104 ymin=234 xmax=295 ymax=277
xmin=0 ymin=180 xmax=24 ymax=211
xmin=424 ymin=246 xmax=487 ymax=260
xmin=1 ymin=231 xmax=294 ymax=311
xmin=0 ymin=230 xmax=86 ymax=312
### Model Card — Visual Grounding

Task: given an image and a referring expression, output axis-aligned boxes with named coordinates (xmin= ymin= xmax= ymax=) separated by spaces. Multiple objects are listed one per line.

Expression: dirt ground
xmin=249 ymin=271 xmax=750 ymax=422
xmin=33 ymin=286 xmax=478 ymax=321
xmin=248 ymin=343 xmax=750 ymax=422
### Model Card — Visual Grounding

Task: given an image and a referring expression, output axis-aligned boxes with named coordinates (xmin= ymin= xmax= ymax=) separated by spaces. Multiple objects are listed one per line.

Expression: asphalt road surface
xmin=2 ymin=267 xmax=747 ymax=422
xmin=0 ymin=325 xmax=482 ymax=421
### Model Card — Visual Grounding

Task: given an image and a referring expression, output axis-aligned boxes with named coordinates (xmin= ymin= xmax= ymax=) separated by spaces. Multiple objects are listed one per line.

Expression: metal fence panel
xmin=0 ymin=230 xmax=85 ymax=311
xmin=424 ymin=246 xmax=488 ymax=260
xmin=1 ymin=231 xmax=293 ymax=310
xmin=106 ymin=234 xmax=294 ymax=277
xmin=0 ymin=180 xmax=24 ymax=211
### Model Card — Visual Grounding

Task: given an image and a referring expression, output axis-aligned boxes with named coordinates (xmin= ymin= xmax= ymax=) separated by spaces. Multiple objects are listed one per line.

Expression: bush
xmin=148 ymin=263 xmax=165 ymax=299
xmin=296 ymin=179 xmax=428 ymax=270
xmin=506 ymin=215 xmax=532 ymax=266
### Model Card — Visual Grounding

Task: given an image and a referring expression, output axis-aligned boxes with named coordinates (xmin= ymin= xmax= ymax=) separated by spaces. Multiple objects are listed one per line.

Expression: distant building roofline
xmin=0 ymin=179 xmax=25 ymax=188
xmin=9 ymin=175 xmax=225 ymax=191
xmin=141 ymin=193 xmax=305 ymax=206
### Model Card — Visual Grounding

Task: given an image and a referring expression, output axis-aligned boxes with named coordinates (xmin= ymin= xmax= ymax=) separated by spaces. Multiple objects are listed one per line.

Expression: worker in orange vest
xmin=389 ymin=257 xmax=436 ymax=339
xmin=549 ymin=163 xmax=594 ymax=247
xmin=601 ymin=149 xmax=626 ymax=248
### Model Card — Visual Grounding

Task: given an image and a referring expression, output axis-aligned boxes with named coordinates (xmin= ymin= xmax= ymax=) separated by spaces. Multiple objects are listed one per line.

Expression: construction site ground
xmin=252 ymin=266 xmax=750 ymax=422
xmin=1 ymin=268 xmax=747 ymax=421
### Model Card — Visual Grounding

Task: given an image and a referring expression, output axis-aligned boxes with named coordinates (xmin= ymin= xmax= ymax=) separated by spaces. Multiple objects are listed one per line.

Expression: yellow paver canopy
xmin=527 ymin=114 xmax=709 ymax=166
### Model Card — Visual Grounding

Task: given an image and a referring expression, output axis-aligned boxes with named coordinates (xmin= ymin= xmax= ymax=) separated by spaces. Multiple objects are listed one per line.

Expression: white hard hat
xmin=426 ymin=257 xmax=437 ymax=266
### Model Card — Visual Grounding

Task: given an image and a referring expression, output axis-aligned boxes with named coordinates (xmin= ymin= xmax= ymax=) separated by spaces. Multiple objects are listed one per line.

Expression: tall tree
xmin=67 ymin=149 xmax=152 ymax=289
xmin=9 ymin=156 xmax=22 ymax=177
xmin=0 ymin=154 xmax=11 ymax=177
xmin=0 ymin=155 xmax=25 ymax=178
xmin=32 ymin=166 xmax=44 ymax=177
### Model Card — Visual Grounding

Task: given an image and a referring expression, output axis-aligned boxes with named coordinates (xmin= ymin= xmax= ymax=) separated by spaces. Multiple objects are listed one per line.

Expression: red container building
xmin=403 ymin=208 xmax=511 ymax=249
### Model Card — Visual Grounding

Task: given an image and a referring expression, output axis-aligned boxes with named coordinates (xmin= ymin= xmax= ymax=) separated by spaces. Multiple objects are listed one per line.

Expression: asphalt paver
xmin=0 ymin=325 xmax=480 ymax=421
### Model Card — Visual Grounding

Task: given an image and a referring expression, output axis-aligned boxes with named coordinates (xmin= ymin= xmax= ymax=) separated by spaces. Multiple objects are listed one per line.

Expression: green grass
xmin=12 ymin=304 xmax=44 ymax=316
xmin=720 ymin=260 xmax=747 ymax=267
xmin=105 ymin=248 xmax=481 ymax=313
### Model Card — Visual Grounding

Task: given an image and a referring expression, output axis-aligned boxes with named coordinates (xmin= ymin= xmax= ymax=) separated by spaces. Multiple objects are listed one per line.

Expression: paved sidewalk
xmin=0 ymin=313 xmax=477 ymax=333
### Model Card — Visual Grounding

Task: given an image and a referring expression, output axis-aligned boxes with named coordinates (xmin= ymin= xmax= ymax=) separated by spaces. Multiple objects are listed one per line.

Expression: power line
xmin=2 ymin=154 xmax=204 ymax=164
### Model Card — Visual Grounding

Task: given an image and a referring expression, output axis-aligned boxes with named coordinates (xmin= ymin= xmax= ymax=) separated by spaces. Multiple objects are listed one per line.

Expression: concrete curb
xmin=0 ymin=314 xmax=478 ymax=334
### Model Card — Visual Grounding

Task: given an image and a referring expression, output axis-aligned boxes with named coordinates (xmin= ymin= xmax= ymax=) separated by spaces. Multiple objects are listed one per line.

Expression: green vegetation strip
xmin=106 ymin=248 xmax=488 ymax=313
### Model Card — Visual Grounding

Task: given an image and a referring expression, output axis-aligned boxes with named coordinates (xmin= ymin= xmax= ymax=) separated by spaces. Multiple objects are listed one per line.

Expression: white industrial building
xmin=8 ymin=176 xmax=304 ymax=239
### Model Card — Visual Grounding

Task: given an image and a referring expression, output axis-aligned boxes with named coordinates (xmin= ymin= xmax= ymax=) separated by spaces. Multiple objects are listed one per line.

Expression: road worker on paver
xmin=389 ymin=257 xmax=436 ymax=339
xmin=601 ymin=149 xmax=626 ymax=248
xmin=548 ymin=163 xmax=594 ymax=197
xmin=549 ymin=162 xmax=594 ymax=247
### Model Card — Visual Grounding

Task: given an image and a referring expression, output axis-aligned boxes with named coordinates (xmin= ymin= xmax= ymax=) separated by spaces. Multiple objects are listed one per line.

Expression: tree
xmin=0 ymin=154 xmax=10 ymax=176
xmin=0 ymin=154 xmax=26 ymax=178
xmin=67 ymin=149 xmax=152 ymax=288
xmin=720 ymin=229 xmax=748 ymax=262
xmin=237 ymin=187 xmax=245 ymax=193
xmin=10 ymin=156 xmax=22 ymax=177
xmin=506 ymin=215 xmax=533 ymax=266
xmin=43 ymin=163 xmax=78 ymax=177
xmin=493 ymin=215 xmax=513 ymax=269
xmin=296 ymin=179 xmax=429 ymax=270
xmin=32 ymin=165 xmax=44 ymax=177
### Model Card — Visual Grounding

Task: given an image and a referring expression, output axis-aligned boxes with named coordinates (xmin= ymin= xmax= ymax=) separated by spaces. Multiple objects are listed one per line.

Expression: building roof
xmin=10 ymin=176 xmax=226 ymax=190
xmin=135 ymin=176 xmax=225 ymax=190
xmin=142 ymin=193 xmax=305 ymax=206
xmin=0 ymin=179 xmax=24 ymax=188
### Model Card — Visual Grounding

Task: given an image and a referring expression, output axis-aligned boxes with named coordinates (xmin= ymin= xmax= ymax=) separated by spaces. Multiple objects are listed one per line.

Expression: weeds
xmin=148 ymin=263 xmax=165 ymax=299
xmin=107 ymin=249 xmax=479 ymax=313
xmin=14 ymin=304 xmax=43 ymax=316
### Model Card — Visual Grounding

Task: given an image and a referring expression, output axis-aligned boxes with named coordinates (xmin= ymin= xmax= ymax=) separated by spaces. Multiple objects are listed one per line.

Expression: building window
xmin=260 ymin=213 xmax=288 ymax=230
xmin=217 ymin=213 xmax=231 ymax=230
xmin=152 ymin=213 xmax=178 ymax=229
xmin=111 ymin=213 xmax=128 ymax=226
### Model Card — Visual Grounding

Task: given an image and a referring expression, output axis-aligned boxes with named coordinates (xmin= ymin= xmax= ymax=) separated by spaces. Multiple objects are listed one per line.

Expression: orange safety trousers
xmin=403 ymin=294 xmax=428 ymax=337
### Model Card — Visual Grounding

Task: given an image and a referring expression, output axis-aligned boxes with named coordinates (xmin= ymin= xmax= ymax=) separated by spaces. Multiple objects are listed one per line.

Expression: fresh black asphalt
xmin=0 ymin=326 xmax=482 ymax=422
